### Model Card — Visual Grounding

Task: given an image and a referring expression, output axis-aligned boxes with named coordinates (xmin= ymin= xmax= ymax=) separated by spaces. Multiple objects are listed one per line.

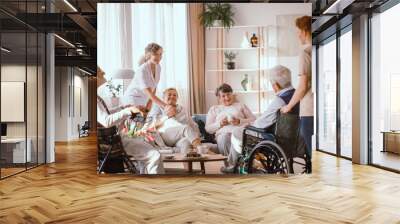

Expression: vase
xmin=241 ymin=32 xmax=251 ymax=48
xmin=110 ymin=97 xmax=120 ymax=109
xmin=241 ymin=74 xmax=249 ymax=91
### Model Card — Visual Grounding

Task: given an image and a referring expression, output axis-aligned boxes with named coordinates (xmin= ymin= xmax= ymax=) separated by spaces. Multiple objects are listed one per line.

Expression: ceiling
xmin=0 ymin=0 xmax=393 ymax=74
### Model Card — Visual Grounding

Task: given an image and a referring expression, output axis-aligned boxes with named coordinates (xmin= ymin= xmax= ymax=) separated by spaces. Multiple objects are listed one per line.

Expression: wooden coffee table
xmin=162 ymin=153 xmax=227 ymax=174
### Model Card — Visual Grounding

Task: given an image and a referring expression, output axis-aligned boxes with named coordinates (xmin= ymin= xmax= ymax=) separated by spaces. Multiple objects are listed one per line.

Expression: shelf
xmin=204 ymin=11 xmax=287 ymax=118
xmin=207 ymin=47 xmax=264 ymax=51
xmin=207 ymin=90 xmax=273 ymax=94
xmin=208 ymin=25 xmax=274 ymax=29
xmin=207 ymin=68 xmax=267 ymax=72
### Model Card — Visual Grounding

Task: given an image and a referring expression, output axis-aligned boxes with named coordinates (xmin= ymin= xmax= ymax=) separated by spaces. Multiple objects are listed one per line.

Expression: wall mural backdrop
xmin=97 ymin=3 xmax=312 ymax=175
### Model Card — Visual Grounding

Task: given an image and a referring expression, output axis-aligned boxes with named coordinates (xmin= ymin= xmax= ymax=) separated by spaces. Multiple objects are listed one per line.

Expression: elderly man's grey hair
xmin=268 ymin=65 xmax=292 ymax=88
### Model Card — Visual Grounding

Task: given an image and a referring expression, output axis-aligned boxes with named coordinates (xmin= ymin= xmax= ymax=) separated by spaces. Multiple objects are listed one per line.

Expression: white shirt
xmin=252 ymin=86 xmax=294 ymax=129
xmin=148 ymin=104 xmax=198 ymax=131
xmin=122 ymin=61 xmax=161 ymax=106
xmin=97 ymin=97 xmax=131 ymax=129
xmin=205 ymin=102 xmax=256 ymax=136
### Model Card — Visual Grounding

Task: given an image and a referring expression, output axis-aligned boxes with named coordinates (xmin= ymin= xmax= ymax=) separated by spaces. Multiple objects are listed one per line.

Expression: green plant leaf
xmin=199 ymin=3 xmax=235 ymax=29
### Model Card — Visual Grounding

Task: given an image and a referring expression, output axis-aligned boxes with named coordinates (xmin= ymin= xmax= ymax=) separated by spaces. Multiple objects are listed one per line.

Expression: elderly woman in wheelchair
xmin=221 ymin=65 xmax=311 ymax=174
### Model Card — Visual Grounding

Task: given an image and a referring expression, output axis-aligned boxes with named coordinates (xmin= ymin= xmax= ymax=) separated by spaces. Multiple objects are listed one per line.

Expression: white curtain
xmin=97 ymin=3 xmax=189 ymax=108
xmin=131 ymin=3 xmax=189 ymax=107
xmin=97 ymin=3 xmax=133 ymax=77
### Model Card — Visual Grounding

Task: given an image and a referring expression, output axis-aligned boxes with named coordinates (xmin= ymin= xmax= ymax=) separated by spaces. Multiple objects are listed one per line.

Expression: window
xmin=317 ymin=37 xmax=337 ymax=154
xmin=370 ymin=3 xmax=400 ymax=171
xmin=339 ymin=29 xmax=352 ymax=158
xmin=0 ymin=2 xmax=46 ymax=179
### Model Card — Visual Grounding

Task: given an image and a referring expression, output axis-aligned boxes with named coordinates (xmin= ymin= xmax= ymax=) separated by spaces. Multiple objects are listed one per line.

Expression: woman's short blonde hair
xmin=163 ymin=87 xmax=178 ymax=97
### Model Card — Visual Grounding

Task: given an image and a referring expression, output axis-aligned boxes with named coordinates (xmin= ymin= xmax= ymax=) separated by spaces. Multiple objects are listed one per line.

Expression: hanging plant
xmin=199 ymin=3 xmax=235 ymax=29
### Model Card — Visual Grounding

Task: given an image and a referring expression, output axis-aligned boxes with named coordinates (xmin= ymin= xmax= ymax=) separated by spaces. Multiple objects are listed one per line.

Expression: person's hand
xmin=127 ymin=106 xmax=143 ymax=115
xmin=230 ymin=117 xmax=240 ymax=126
xmin=136 ymin=105 xmax=148 ymax=117
xmin=220 ymin=117 xmax=229 ymax=127
xmin=165 ymin=105 xmax=177 ymax=118
xmin=136 ymin=129 xmax=148 ymax=136
xmin=280 ymin=105 xmax=291 ymax=114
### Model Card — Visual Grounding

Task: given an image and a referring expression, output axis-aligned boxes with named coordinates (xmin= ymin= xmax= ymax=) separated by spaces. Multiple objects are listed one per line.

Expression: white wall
xmin=230 ymin=3 xmax=311 ymax=26
xmin=1 ymin=64 xmax=46 ymax=164
xmin=1 ymin=66 xmax=26 ymax=140
xmin=54 ymin=67 xmax=89 ymax=141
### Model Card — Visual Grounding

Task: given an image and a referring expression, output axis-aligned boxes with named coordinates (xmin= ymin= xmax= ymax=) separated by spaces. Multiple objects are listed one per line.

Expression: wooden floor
xmin=1 ymin=136 xmax=400 ymax=223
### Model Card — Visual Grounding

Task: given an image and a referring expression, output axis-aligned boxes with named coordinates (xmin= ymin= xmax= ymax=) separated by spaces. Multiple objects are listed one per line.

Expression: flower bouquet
xmin=124 ymin=115 xmax=162 ymax=148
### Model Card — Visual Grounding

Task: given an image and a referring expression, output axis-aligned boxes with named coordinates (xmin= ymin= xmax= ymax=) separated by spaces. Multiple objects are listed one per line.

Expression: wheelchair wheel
xmin=247 ymin=140 xmax=289 ymax=174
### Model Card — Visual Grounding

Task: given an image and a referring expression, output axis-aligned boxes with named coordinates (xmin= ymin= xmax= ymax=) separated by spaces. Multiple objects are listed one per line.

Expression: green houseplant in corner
xmin=199 ymin=3 xmax=235 ymax=29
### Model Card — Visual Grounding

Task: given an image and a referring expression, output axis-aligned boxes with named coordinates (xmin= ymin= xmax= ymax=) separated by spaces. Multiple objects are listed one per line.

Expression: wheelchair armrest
xmin=244 ymin=125 xmax=269 ymax=134
xmin=243 ymin=125 xmax=276 ymax=142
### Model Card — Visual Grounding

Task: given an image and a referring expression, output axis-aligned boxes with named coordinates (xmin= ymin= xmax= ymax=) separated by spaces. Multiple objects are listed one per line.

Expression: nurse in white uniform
xmin=122 ymin=43 xmax=175 ymax=117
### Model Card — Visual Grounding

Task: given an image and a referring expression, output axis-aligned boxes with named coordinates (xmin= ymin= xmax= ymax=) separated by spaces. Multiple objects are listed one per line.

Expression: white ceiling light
xmin=323 ymin=0 xmax=355 ymax=15
xmin=63 ymin=0 xmax=78 ymax=12
xmin=78 ymin=67 xmax=93 ymax=76
xmin=1 ymin=47 xmax=11 ymax=53
xmin=54 ymin=34 xmax=75 ymax=48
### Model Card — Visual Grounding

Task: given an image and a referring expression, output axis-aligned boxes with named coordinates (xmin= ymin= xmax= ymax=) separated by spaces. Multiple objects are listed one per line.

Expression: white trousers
xmin=231 ymin=127 xmax=245 ymax=154
xmin=216 ymin=127 xmax=246 ymax=167
xmin=159 ymin=119 xmax=200 ymax=154
xmin=122 ymin=136 xmax=164 ymax=174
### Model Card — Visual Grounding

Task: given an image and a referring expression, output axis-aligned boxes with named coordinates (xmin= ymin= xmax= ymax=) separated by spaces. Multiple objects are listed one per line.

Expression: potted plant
xmin=224 ymin=51 xmax=237 ymax=70
xmin=105 ymin=79 xmax=122 ymax=98
xmin=199 ymin=3 xmax=235 ymax=29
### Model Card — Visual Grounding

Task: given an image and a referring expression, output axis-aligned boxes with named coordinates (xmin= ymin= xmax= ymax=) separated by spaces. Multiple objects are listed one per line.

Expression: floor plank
xmin=0 ymin=135 xmax=400 ymax=223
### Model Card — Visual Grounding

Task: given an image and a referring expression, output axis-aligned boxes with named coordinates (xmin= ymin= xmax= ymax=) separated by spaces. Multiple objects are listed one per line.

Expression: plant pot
xmin=110 ymin=97 xmax=120 ymax=108
xmin=226 ymin=62 xmax=235 ymax=70
xmin=213 ymin=20 xmax=223 ymax=27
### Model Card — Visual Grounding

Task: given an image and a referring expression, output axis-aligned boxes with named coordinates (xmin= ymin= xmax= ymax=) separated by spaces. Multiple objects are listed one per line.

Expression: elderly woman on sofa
xmin=205 ymin=83 xmax=256 ymax=168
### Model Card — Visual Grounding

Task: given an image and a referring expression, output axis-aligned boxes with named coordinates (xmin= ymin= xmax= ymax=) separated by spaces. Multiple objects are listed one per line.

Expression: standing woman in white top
xmin=123 ymin=43 xmax=176 ymax=117
xmin=281 ymin=16 xmax=313 ymax=162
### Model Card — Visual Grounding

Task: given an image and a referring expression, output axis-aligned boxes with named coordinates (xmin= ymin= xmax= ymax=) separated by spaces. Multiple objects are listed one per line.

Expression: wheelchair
xmin=236 ymin=112 xmax=311 ymax=174
xmin=97 ymin=125 xmax=138 ymax=174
